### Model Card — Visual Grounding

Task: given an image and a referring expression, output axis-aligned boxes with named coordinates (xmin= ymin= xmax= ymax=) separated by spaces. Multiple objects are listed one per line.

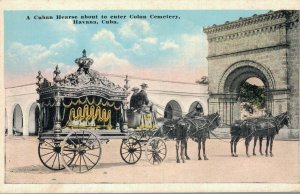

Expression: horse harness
xmin=186 ymin=114 xmax=219 ymax=137
xmin=246 ymin=114 xmax=287 ymax=136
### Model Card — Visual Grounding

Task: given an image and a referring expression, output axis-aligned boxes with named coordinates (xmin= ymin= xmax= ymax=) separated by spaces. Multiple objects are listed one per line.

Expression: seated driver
xmin=136 ymin=83 xmax=151 ymax=112
xmin=129 ymin=87 xmax=140 ymax=110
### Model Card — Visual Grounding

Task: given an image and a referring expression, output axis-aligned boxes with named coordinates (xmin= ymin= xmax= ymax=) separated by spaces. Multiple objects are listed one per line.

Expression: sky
xmin=4 ymin=10 xmax=267 ymax=87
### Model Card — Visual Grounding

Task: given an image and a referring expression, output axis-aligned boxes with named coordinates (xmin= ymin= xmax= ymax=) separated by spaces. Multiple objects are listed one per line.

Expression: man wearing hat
xmin=136 ymin=83 xmax=150 ymax=110
xmin=130 ymin=87 xmax=140 ymax=110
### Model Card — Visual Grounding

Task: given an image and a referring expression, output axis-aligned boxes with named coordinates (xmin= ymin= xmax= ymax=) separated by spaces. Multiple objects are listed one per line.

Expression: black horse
xmin=252 ymin=112 xmax=290 ymax=157
xmin=184 ymin=112 xmax=222 ymax=161
xmin=158 ymin=112 xmax=221 ymax=163
xmin=230 ymin=120 xmax=255 ymax=157
xmin=158 ymin=118 xmax=190 ymax=163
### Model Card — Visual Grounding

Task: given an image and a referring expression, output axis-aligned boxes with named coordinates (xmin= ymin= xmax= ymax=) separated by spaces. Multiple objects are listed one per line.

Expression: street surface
xmin=5 ymin=136 xmax=299 ymax=183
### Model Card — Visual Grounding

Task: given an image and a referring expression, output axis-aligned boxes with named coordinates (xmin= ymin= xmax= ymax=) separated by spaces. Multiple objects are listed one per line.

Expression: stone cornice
xmin=204 ymin=10 xmax=299 ymax=42
xmin=207 ymin=24 xmax=285 ymax=43
xmin=269 ymin=88 xmax=290 ymax=95
xmin=204 ymin=10 xmax=286 ymax=34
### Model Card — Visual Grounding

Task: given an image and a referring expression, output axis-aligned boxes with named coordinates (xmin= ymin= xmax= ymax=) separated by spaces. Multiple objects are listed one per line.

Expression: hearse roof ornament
xmin=75 ymin=49 xmax=94 ymax=73
xmin=37 ymin=49 xmax=126 ymax=100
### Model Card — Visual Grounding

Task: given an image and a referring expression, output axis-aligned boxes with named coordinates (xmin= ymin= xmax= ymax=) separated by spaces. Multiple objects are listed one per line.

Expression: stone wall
xmin=286 ymin=11 xmax=300 ymax=129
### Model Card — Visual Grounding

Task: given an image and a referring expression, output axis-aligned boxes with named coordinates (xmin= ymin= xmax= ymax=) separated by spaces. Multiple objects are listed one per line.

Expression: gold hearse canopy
xmin=36 ymin=50 xmax=129 ymax=132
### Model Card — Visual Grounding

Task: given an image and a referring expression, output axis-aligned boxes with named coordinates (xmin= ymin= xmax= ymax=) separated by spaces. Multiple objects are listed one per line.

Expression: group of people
xmin=130 ymin=83 xmax=150 ymax=111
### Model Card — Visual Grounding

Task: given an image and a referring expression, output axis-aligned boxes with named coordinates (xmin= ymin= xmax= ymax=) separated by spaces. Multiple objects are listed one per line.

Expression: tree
xmin=239 ymin=82 xmax=266 ymax=111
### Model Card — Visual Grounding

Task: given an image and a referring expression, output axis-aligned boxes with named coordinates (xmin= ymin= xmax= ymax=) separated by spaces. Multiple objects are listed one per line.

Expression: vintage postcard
xmin=1 ymin=0 xmax=300 ymax=193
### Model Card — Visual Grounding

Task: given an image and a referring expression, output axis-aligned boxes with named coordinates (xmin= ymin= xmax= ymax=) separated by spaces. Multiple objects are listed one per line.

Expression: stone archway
xmin=188 ymin=101 xmax=204 ymax=114
xmin=13 ymin=104 xmax=23 ymax=135
xmin=164 ymin=100 xmax=182 ymax=119
xmin=28 ymin=103 xmax=40 ymax=136
xmin=213 ymin=61 xmax=276 ymax=126
xmin=218 ymin=60 xmax=275 ymax=93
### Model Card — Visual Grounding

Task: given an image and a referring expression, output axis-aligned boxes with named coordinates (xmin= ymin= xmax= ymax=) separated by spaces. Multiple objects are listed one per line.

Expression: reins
xmin=209 ymin=131 xmax=232 ymax=143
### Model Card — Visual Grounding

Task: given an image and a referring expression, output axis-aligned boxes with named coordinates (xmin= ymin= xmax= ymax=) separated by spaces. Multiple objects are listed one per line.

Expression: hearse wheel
xmin=145 ymin=137 xmax=167 ymax=165
xmin=120 ymin=138 xmax=142 ymax=164
xmin=38 ymin=138 xmax=75 ymax=170
xmin=61 ymin=130 xmax=101 ymax=173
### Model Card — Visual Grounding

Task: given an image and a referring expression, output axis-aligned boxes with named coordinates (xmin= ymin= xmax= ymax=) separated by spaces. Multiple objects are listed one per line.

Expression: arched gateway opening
xmin=13 ymin=104 xmax=23 ymax=135
xmin=164 ymin=100 xmax=182 ymax=119
xmin=189 ymin=101 xmax=204 ymax=114
xmin=217 ymin=61 xmax=275 ymax=126
xmin=29 ymin=103 xmax=40 ymax=135
xmin=239 ymin=78 xmax=266 ymax=119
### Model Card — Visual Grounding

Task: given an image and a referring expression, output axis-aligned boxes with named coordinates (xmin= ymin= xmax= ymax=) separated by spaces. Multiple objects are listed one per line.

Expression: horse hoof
xmin=234 ymin=154 xmax=238 ymax=157
xmin=198 ymin=158 xmax=202 ymax=160
xmin=265 ymin=154 xmax=268 ymax=157
xmin=186 ymin=156 xmax=190 ymax=160
xmin=253 ymin=153 xmax=256 ymax=156
xmin=182 ymin=160 xmax=185 ymax=163
xmin=260 ymin=153 xmax=264 ymax=156
xmin=270 ymin=153 xmax=273 ymax=157
xmin=204 ymin=157 xmax=208 ymax=160
xmin=176 ymin=160 xmax=180 ymax=163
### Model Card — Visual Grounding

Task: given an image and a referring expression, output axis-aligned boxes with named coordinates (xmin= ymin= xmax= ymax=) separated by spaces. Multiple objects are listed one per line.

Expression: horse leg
xmin=176 ymin=140 xmax=180 ymax=163
xmin=184 ymin=140 xmax=190 ymax=160
xmin=203 ymin=138 xmax=208 ymax=160
xmin=270 ymin=136 xmax=274 ymax=157
xmin=265 ymin=137 xmax=269 ymax=157
xmin=230 ymin=136 xmax=235 ymax=157
xmin=198 ymin=139 xmax=202 ymax=160
xmin=245 ymin=138 xmax=250 ymax=157
xmin=233 ymin=136 xmax=240 ymax=157
xmin=245 ymin=134 xmax=253 ymax=157
xmin=253 ymin=136 xmax=258 ymax=156
xmin=259 ymin=136 xmax=263 ymax=156
xmin=181 ymin=140 xmax=186 ymax=163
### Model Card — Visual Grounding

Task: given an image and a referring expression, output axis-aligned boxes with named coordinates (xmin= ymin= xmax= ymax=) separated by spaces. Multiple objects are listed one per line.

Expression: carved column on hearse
xmin=53 ymin=96 xmax=62 ymax=133
xmin=122 ymin=75 xmax=130 ymax=131
xmin=36 ymin=71 xmax=44 ymax=134
xmin=53 ymin=65 xmax=63 ymax=133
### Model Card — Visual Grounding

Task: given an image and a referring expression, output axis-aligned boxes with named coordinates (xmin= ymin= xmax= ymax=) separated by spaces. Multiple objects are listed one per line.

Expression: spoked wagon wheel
xmin=120 ymin=138 xmax=142 ymax=164
xmin=145 ymin=137 xmax=167 ymax=165
xmin=38 ymin=139 xmax=75 ymax=170
xmin=61 ymin=130 xmax=101 ymax=173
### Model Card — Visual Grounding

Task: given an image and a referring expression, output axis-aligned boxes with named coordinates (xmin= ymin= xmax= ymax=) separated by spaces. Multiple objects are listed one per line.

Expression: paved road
xmin=5 ymin=136 xmax=299 ymax=183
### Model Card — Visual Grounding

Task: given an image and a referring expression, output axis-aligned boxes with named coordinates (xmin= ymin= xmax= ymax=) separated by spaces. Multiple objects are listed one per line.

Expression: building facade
xmin=204 ymin=10 xmax=299 ymax=128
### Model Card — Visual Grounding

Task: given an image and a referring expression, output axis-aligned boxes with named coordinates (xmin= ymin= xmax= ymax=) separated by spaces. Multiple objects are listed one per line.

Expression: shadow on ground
xmin=8 ymin=162 xmax=132 ymax=174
